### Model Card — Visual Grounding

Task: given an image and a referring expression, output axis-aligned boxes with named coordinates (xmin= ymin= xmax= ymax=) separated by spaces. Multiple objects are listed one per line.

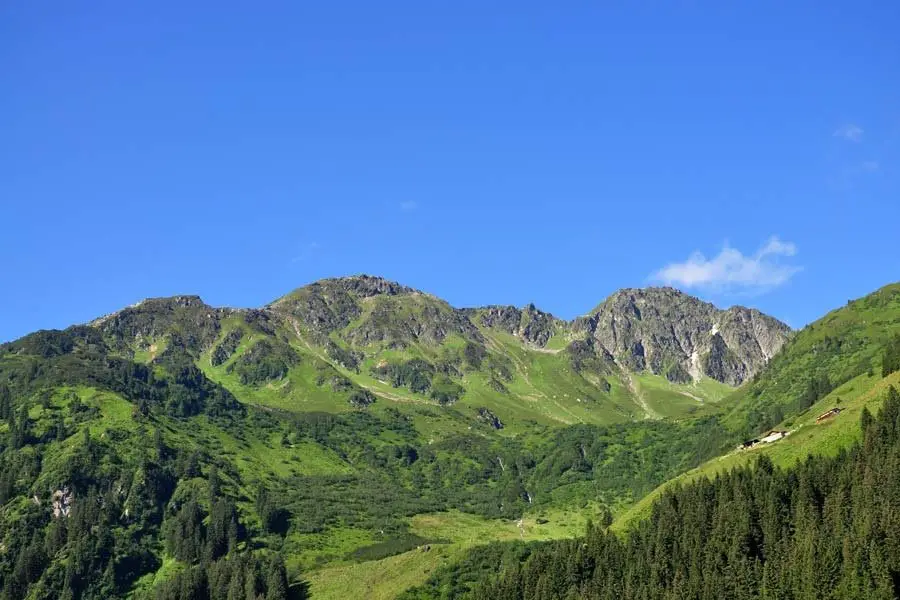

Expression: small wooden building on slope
xmin=816 ymin=407 xmax=843 ymax=423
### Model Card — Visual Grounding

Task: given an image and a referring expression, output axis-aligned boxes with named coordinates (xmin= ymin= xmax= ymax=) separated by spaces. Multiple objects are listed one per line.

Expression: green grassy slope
xmin=613 ymin=283 xmax=900 ymax=531
xmin=615 ymin=369 xmax=900 ymax=531
xmin=305 ymin=507 xmax=597 ymax=600
xmin=720 ymin=282 xmax=900 ymax=435
xmin=389 ymin=283 xmax=900 ymax=600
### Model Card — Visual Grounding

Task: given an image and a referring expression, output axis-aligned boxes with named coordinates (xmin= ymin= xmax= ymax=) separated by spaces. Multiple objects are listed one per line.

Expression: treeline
xmin=442 ymin=386 xmax=900 ymax=600
xmin=0 ymin=422 xmax=173 ymax=599
xmin=145 ymin=552 xmax=294 ymax=600
xmin=0 ymin=327 xmax=243 ymax=419
xmin=0 ymin=406 xmax=300 ymax=600
xmin=884 ymin=334 xmax=900 ymax=378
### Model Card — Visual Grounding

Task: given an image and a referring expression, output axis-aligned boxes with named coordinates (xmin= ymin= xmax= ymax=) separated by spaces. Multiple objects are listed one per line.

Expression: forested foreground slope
xmin=403 ymin=386 xmax=900 ymax=600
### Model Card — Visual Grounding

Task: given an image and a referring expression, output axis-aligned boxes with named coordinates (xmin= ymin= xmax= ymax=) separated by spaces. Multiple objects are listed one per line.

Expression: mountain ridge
xmin=82 ymin=274 xmax=791 ymax=389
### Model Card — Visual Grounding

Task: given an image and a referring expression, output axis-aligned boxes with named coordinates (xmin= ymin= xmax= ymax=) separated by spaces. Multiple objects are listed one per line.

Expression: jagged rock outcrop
xmin=270 ymin=275 xmax=481 ymax=347
xmin=476 ymin=407 xmax=504 ymax=429
xmin=574 ymin=287 xmax=790 ymax=385
xmin=85 ymin=275 xmax=790 ymax=392
xmin=345 ymin=297 xmax=481 ymax=347
xmin=565 ymin=337 xmax=615 ymax=374
xmin=470 ymin=303 xmax=562 ymax=347
xmin=91 ymin=295 xmax=226 ymax=354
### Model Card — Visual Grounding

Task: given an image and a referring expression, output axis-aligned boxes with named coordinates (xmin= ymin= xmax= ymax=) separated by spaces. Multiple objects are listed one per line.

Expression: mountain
xmin=575 ymin=287 xmax=790 ymax=385
xmin=87 ymin=276 xmax=790 ymax=430
xmin=612 ymin=282 xmax=900 ymax=530
xmin=392 ymin=282 xmax=900 ymax=600
xmin=0 ymin=275 xmax=805 ymax=600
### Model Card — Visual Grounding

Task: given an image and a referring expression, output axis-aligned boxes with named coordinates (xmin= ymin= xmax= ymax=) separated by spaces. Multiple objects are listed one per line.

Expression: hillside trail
xmin=679 ymin=389 xmax=704 ymax=404
xmin=530 ymin=345 xmax=563 ymax=355
xmin=616 ymin=361 xmax=661 ymax=420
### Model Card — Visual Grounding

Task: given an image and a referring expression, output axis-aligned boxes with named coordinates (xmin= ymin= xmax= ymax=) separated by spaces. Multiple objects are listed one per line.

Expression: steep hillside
xmin=404 ymin=385 xmax=900 ymax=600
xmin=612 ymin=282 xmax=900 ymax=528
xmin=721 ymin=282 xmax=900 ymax=435
xmin=0 ymin=275 xmax=797 ymax=600
xmin=396 ymin=282 xmax=900 ymax=600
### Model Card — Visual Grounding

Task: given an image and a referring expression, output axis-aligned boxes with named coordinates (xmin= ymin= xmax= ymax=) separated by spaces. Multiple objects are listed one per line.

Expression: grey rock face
xmin=271 ymin=275 xmax=481 ymax=347
xmin=92 ymin=296 xmax=223 ymax=352
xmin=576 ymin=287 xmax=791 ymax=385
xmin=476 ymin=407 xmax=504 ymax=429
xmin=471 ymin=303 xmax=562 ymax=347
xmin=345 ymin=297 xmax=481 ymax=347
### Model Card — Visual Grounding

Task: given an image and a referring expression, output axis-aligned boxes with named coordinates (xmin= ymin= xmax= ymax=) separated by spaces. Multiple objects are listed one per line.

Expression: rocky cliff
xmin=574 ymin=287 xmax=791 ymax=385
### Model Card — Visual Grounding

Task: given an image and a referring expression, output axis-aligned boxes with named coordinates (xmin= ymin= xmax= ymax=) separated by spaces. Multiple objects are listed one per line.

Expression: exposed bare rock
xmin=476 ymin=407 xmax=504 ymax=429
xmin=52 ymin=487 xmax=73 ymax=518
xmin=467 ymin=303 xmax=563 ymax=347
xmin=576 ymin=287 xmax=791 ymax=385
xmin=92 ymin=295 xmax=223 ymax=353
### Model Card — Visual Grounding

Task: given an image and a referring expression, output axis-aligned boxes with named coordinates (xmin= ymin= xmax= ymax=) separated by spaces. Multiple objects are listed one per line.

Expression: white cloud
xmin=833 ymin=124 xmax=863 ymax=142
xmin=651 ymin=236 xmax=801 ymax=293
xmin=399 ymin=200 xmax=418 ymax=211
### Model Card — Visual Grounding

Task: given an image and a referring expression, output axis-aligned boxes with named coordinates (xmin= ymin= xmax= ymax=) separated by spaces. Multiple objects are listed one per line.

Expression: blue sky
xmin=2 ymin=1 xmax=899 ymax=341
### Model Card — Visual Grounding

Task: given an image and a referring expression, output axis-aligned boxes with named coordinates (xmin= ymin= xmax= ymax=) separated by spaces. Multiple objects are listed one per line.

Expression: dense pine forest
xmin=405 ymin=386 xmax=900 ymax=600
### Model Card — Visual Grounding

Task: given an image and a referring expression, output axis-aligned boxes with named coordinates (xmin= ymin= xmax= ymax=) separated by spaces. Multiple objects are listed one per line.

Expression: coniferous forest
xmin=421 ymin=387 xmax=900 ymax=600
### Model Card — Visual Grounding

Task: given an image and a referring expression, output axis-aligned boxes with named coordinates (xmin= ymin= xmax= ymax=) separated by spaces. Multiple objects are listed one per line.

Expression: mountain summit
xmin=576 ymin=287 xmax=791 ymax=385
xmin=87 ymin=276 xmax=790 ymax=399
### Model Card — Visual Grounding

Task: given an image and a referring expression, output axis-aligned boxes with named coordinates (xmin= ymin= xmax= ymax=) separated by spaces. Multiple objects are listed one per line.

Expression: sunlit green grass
xmin=305 ymin=506 xmax=597 ymax=600
xmin=614 ymin=369 xmax=900 ymax=531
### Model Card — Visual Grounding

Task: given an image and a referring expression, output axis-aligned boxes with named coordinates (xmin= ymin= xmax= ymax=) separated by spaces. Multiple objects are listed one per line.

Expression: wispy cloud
xmin=399 ymin=200 xmax=418 ymax=211
xmin=833 ymin=124 xmax=863 ymax=142
xmin=651 ymin=236 xmax=801 ymax=294
xmin=290 ymin=242 xmax=321 ymax=263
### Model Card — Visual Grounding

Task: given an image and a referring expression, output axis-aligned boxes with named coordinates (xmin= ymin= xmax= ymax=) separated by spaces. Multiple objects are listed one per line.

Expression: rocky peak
xmin=269 ymin=275 xmax=478 ymax=346
xmin=91 ymin=295 xmax=223 ymax=352
xmin=576 ymin=287 xmax=791 ymax=385
xmin=312 ymin=274 xmax=419 ymax=298
xmin=469 ymin=303 xmax=562 ymax=347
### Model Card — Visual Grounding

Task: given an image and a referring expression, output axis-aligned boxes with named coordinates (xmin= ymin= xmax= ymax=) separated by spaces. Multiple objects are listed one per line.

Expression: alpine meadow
xmin=4 ymin=3 xmax=900 ymax=599
xmin=1 ymin=276 xmax=900 ymax=599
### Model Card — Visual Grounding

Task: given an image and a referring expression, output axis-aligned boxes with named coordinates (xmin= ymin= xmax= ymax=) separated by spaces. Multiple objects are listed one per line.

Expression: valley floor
xmin=304 ymin=507 xmax=596 ymax=600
